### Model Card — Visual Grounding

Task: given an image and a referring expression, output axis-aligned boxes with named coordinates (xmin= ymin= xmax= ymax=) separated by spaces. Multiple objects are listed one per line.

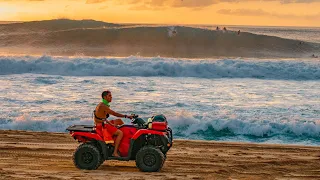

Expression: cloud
xmin=279 ymin=0 xmax=319 ymax=4
xmin=217 ymin=9 xmax=269 ymax=16
xmin=0 ymin=0 xmax=45 ymax=1
xmin=1 ymin=0 xmax=318 ymax=6
xmin=85 ymin=0 xmax=107 ymax=4
xmin=99 ymin=5 xmax=108 ymax=9
xmin=171 ymin=0 xmax=219 ymax=8
xmin=109 ymin=0 xmax=320 ymax=10
xmin=122 ymin=0 xmax=219 ymax=10
xmin=217 ymin=8 xmax=320 ymax=20
xmin=128 ymin=4 xmax=166 ymax=11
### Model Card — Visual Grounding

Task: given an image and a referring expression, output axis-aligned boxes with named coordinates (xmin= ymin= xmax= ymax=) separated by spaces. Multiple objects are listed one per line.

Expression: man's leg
xmin=101 ymin=123 xmax=114 ymax=143
xmin=109 ymin=119 xmax=124 ymax=126
xmin=104 ymin=122 xmax=123 ymax=157
xmin=112 ymin=129 xmax=123 ymax=157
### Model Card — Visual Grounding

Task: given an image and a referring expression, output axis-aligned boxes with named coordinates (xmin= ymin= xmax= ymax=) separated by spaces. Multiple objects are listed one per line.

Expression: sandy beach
xmin=0 ymin=130 xmax=319 ymax=180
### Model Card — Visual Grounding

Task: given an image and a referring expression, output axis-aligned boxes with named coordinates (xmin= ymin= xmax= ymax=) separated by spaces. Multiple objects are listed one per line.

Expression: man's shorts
xmin=104 ymin=120 xmax=118 ymax=135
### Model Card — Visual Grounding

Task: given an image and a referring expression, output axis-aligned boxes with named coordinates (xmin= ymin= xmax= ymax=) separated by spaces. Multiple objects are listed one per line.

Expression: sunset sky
xmin=0 ymin=0 xmax=320 ymax=27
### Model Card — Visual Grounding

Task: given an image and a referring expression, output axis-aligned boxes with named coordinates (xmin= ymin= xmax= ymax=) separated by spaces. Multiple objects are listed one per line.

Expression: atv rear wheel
xmin=73 ymin=143 xmax=101 ymax=170
xmin=135 ymin=146 xmax=165 ymax=172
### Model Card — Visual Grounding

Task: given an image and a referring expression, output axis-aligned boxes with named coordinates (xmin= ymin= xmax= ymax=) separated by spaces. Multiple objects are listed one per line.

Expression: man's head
xmin=102 ymin=90 xmax=112 ymax=102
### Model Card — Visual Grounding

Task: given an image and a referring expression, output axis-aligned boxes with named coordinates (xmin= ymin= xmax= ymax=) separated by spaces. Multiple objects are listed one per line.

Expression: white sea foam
xmin=1 ymin=112 xmax=319 ymax=140
xmin=0 ymin=55 xmax=319 ymax=80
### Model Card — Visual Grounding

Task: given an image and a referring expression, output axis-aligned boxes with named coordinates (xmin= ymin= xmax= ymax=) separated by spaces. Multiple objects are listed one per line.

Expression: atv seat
xmin=117 ymin=124 xmax=135 ymax=129
xmin=66 ymin=125 xmax=96 ymax=133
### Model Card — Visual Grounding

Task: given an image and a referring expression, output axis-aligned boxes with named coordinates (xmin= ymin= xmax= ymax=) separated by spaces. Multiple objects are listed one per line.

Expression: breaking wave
xmin=1 ymin=113 xmax=319 ymax=145
xmin=170 ymin=117 xmax=320 ymax=145
xmin=0 ymin=56 xmax=319 ymax=80
xmin=1 ymin=19 xmax=319 ymax=58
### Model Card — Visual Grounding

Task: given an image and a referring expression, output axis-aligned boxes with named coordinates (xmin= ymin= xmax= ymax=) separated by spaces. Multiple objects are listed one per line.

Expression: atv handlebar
xmin=131 ymin=114 xmax=139 ymax=119
xmin=130 ymin=114 xmax=138 ymax=123
xmin=130 ymin=114 xmax=148 ymax=127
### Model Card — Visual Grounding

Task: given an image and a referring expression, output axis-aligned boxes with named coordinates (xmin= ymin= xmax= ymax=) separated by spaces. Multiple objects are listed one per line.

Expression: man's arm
xmin=105 ymin=107 xmax=127 ymax=118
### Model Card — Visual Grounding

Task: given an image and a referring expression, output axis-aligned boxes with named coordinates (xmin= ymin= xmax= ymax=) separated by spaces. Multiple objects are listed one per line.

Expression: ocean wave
xmin=0 ymin=115 xmax=92 ymax=132
xmin=167 ymin=112 xmax=320 ymax=145
xmin=0 ymin=56 xmax=319 ymax=80
xmin=0 ymin=19 xmax=121 ymax=35
xmin=1 ymin=20 xmax=319 ymax=58
xmin=0 ymin=113 xmax=319 ymax=145
xmin=170 ymin=118 xmax=320 ymax=139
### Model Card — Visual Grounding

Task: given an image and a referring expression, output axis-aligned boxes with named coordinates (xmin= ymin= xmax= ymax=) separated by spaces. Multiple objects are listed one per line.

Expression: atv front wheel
xmin=73 ymin=143 xmax=101 ymax=170
xmin=135 ymin=146 xmax=165 ymax=172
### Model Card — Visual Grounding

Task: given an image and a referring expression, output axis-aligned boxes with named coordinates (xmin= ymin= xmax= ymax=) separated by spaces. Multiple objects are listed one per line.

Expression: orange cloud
xmin=85 ymin=0 xmax=107 ymax=4
xmin=218 ymin=8 xmax=320 ymax=20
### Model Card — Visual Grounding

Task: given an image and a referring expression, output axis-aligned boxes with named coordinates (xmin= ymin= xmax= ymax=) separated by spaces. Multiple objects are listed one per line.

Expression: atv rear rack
xmin=66 ymin=125 xmax=95 ymax=132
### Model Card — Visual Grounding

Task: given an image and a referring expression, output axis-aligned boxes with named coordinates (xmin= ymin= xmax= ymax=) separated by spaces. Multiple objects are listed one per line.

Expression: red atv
xmin=66 ymin=114 xmax=173 ymax=172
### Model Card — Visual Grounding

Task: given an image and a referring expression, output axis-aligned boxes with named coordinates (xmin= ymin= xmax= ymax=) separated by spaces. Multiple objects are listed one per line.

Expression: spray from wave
xmin=0 ymin=56 xmax=319 ymax=80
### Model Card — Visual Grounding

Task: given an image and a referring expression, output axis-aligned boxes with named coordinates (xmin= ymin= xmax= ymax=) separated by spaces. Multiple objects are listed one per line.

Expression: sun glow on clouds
xmin=0 ymin=0 xmax=320 ymax=27
xmin=0 ymin=5 xmax=17 ymax=19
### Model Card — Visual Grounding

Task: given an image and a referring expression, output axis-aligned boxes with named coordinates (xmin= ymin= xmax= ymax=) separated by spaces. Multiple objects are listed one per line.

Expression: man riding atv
xmin=94 ymin=90 xmax=133 ymax=157
xmin=67 ymin=91 xmax=173 ymax=171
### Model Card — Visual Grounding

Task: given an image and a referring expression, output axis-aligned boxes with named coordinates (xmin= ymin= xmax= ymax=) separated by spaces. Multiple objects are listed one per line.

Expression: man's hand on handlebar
xmin=125 ymin=115 xmax=134 ymax=119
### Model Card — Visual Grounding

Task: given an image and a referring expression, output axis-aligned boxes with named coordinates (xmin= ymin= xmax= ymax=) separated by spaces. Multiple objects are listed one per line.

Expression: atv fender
xmin=71 ymin=131 xmax=103 ymax=141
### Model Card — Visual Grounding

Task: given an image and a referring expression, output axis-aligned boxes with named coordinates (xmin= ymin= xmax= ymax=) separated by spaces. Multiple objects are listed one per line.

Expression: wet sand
xmin=0 ymin=130 xmax=319 ymax=180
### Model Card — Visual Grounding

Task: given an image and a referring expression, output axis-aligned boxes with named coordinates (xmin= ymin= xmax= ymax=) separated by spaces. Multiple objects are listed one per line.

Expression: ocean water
xmin=200 ymin=25 xmax=320 ymax=44
xmin=0 ymin=55 xmax=319 ymax=146
xmin=0 ymin=21 xmax=320 ymax=145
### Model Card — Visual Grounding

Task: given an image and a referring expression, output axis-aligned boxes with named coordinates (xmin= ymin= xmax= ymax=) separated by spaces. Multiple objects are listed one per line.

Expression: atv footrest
xmin=107 ymin=156 xmax=130 ymax=161
xmin=66 ymin=125 xmax=95 ymax=132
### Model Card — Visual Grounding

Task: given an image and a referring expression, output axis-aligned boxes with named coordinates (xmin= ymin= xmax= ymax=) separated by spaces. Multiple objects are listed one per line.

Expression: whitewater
xmin=1 ymin=55 xmax=319 ymax=146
